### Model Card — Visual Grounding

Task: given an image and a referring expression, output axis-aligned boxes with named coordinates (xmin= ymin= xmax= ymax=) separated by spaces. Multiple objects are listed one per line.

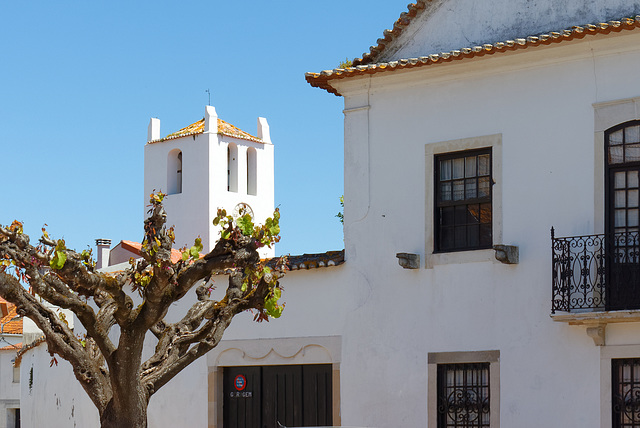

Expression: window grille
xmin=613 ymin=358 xmax=640 ymax=428
xmin=437 ymin=363 xmax=490 ymax=428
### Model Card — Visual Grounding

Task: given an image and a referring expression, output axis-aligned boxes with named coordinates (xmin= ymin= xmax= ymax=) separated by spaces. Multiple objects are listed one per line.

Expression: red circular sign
xmin=234 ymin=374 xmax=247 ymax=391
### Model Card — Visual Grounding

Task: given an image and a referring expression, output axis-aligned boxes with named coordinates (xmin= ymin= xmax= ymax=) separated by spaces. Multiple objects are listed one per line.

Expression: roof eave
xmin=306 ymin=17 xmax=640 ymax=95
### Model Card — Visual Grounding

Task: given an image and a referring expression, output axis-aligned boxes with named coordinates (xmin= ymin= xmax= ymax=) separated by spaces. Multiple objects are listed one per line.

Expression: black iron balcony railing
xmin=551 ymin=228 xmax=640 ymax=313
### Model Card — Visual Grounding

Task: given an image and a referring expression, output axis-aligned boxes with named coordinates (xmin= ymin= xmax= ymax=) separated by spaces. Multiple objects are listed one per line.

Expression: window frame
xmin=600 ymin=345 xmax=640 ymax=428
xmin=425 ymin=134 xmax=503 ymax=269
xmin=593 ymin=96 xmax=640 ymax=236
xmin=434 ymin=148 xmax=493 ymax=253
xmin=428 ymin=351 xmax=500 ymax=428
xmin=611 ymin=357 xmax=640 ymax=428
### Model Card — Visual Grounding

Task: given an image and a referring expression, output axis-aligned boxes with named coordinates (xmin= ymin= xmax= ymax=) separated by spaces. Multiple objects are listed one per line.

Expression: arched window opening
xmin=247 ymin=147 xmax=257 ymax=196
xmin=167 ymin=149 xmax=183 ymax=195
xmin=228 ymin=143 xmax=238 ymax=193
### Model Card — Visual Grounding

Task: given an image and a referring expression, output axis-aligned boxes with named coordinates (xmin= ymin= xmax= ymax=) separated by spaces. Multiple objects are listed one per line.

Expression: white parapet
xmin=148 ymin=118 xmax=160 ymax=142
xmin=205 ymin=105 xmax=218 ymax=133
xmin=257 ymin=117 xmax=271 ymax=143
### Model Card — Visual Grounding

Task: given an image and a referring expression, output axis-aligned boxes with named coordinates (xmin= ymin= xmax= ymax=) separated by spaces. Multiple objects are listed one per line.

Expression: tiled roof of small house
xmin=0 ymin=342 xmax=22 ymax=351
xmin=0 ymin=305 xmax=22 ymax=335
xmin=118 ymin=240 xmax=192 ymax=264
xmin=306 ymin=15 xmax=640 ymax=96
xmin=149 ymin=118 xmax=264 ymax=144
xmin=15 ymin=337 xmax=46 ymax=367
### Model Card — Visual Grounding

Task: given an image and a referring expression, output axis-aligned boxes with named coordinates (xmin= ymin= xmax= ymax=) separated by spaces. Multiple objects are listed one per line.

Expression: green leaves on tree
xmin=80 ymin=249 xmax=94 ymax=268
xmin=264 ymin=287 xmax=284 ymax=319
xmin=182 ymin=237 xmax=204 ymax=261
xmin=9 ymin=220 xmax=23 ymax=234
xmin=149 ymin=192 xmax=165 ymax=205
xmin=212 ymin=208 xmax=281 ymax=248
xmin=237 ymin=214 xmax=254 ymax=236
xmin=190 ymin=237 xmax=203 ymax=259
xmin=336 ymin=195 xmax=344 ymax=224
xmin=50 ymin=240 xmax=67 ymax=270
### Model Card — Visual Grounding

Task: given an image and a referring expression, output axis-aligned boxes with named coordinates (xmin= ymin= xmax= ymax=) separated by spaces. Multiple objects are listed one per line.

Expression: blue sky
xmin=0 ymin=1 xmax=408 ymax=256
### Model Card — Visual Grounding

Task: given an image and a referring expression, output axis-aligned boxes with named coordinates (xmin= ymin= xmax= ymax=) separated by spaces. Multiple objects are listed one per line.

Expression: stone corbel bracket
xmin=586 ymin=325 xmax=606 ymax=346
xmin=396 ymin=253 xmax=420 ymax=269
xmin=493 ymin=244 xmax=519 ymax=264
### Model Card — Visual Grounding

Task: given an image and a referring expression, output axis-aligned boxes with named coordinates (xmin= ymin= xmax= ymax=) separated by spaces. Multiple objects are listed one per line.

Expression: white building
xmin=144 ymin=105 xmax=275 ymax=257
xmin=304 ymin=1 xmax=640 ymax=427
xmin=16 ymin=1 xmax=640 ymax=427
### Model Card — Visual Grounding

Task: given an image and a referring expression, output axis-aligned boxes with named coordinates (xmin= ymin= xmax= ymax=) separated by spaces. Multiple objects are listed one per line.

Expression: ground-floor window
xmin=612 ymin=358 xmax=640 ymax=428
xmin=223 ymin=364 xmax=332 ymax=428
xmin=428 ymin=350 xmax=499 ymax=428
xmin=437 ymin=363 xmax=490 ymax=428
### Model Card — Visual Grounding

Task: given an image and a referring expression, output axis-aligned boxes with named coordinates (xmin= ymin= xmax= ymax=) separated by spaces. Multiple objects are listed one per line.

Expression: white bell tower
xmin=143 ymin=105 xmax=275 ymax=257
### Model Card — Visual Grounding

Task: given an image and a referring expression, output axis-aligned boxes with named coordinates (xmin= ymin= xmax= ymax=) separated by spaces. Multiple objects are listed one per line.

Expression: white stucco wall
xmin=20 ymin=344 xmax=98 ymax=428
xmin=327 ymin=29 xmax=640 ymax=428
xmin=378 ymin=0 xmax=640 ymax=62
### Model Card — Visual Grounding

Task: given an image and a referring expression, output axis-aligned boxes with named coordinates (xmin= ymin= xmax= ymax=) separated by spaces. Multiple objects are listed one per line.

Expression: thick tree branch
xmin=0 ymin=198 xmax=284 ymax=428
xmin=0 ymin=271 xmax=112 ymax=413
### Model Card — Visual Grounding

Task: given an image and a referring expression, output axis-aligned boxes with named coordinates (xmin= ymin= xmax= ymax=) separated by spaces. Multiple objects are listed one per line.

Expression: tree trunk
xmin=100 ymin=331 xmax=149 ymax=428
xmin=100 ymin=394 xmax=148 ymax=428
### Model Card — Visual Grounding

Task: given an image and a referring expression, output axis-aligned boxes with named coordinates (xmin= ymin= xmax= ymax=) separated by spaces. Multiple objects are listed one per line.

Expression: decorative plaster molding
xmin=208 ymin=335 xmax=341 ymax=368
xmin=215 ymin=343 xmax=333 ymax=366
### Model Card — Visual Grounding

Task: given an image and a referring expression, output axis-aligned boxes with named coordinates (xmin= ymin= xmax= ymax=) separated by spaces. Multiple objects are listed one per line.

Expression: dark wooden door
xmin=223 ymin=365 xmax=332 ymax=428
xmin=263 ymin=365 xmax=303 ymax=428
xmin=302 ymin=365 xmax=333 ymax=427
xmin=223 ymin=366 xmax=262 ymax=428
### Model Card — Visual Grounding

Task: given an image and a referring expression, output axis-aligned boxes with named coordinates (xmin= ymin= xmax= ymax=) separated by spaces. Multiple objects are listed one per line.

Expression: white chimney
xmin=204 ymin=105 xmax=218 ymax=133
xmin=148 ymin=118 xmax=160 ymax=142
xmin=95 ymin=239 xmax=112 ymax=269
xmin=257 ymin=117 xmax=271 ymax=143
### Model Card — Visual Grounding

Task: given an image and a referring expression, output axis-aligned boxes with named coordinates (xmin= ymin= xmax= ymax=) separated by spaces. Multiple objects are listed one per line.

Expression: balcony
xmin=551 ymin=229 xmax=640 ymax=342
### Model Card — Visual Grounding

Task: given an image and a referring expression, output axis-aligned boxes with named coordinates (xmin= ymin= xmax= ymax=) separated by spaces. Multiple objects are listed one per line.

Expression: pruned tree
xmin=0 ymin=193 xmax=285 ymax=428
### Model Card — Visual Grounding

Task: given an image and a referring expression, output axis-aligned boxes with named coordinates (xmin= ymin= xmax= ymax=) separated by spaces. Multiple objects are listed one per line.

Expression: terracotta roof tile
xmin=307 ymin=15 xmax=640 ymax=95
xmin=148 ymin=118 xmax=264 ymax=144
xmin=0 ymin=306 xmax=22 ymax=335
xmin=353 ymin=1 xmax=428 ymax=66
xmin=0 ymin=342 xmax=22 ymax=351
xmin=118 ymin=240 xmax=192 ymax=264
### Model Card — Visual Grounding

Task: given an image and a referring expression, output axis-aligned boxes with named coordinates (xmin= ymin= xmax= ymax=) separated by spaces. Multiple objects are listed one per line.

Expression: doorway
xmin=223 ymin=365 xmax=332 ymax=428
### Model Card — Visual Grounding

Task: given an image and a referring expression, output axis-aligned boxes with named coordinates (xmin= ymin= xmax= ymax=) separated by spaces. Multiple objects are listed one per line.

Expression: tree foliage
xmin=0 ymin=193 xmax=286 ymax=428
xmin=336 ymin=195 xmax=344 ymax=224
